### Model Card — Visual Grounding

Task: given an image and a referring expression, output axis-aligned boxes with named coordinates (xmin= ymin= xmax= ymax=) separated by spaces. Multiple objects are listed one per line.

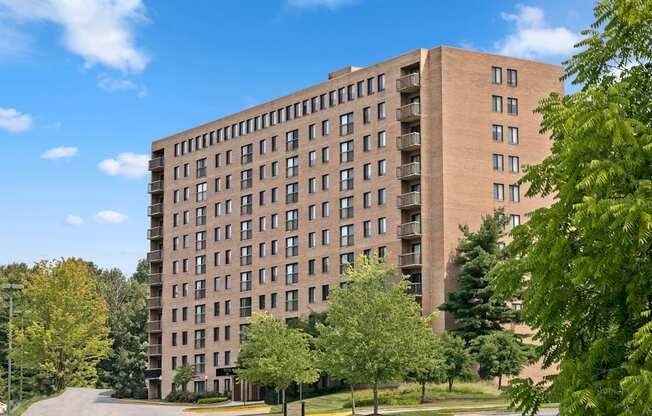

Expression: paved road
xmin=23 ymin=388 xmax=269 ymax=416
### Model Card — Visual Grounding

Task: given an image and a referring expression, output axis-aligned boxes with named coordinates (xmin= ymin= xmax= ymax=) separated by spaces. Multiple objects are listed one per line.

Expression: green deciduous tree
xmin=439 ymin=211 xmax=516 ymax=345
xmin=173 ymin=364 xmax=197 ymax=392
xmin=408 ymin=330 xmax=447 ymax=402
xmin=235 ymin=312 xmax=319 ymax=407
xmin=489 ymin=1 xmax=652 ymax=414
xmin=473 ymin=331 xmax=530 ymax=390
xmin=317 ymin=255 xmax=430 ymax=415
xmin=439 ymin=332 xmax=473 ymax=392
xmin=13 ymin=259 xmax=111 ymax=392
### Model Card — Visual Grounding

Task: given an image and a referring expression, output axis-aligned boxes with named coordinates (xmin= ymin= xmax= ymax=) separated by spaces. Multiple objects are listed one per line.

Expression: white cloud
xmin=287 ymin=0 xmax=358 ymax=10
xmin=98 ymin=152 xmax=148 ymax=178
xmin=0 ymin=0 xmax=149 ymax=72
xmin=66 ymin=214 xmax=84 ymax=226
xmin=0 ymin=107 xmax=32 ymax=132
xmin=97 ymin=73 xmax=147 ymax=96
xmin=41 ymin=146 xmax=78 ymax=160
xmin=94 ymin=210 xmax=127 ymax=224
xmin=495 ymin=5 xmax=580 ymax=59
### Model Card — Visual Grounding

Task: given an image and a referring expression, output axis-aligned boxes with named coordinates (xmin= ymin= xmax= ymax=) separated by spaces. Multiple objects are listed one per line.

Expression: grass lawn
xmin=269 ymin=382 xmax=506 ymax=414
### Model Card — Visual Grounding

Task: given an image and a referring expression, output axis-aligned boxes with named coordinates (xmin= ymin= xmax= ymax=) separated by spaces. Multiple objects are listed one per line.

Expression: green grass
xmin=271 ymin=382 xmax=505 ymax=414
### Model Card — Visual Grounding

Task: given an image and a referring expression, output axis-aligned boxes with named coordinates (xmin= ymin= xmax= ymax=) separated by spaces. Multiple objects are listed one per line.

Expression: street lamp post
xmin=1 ymin=283 xmax=24 ymax=416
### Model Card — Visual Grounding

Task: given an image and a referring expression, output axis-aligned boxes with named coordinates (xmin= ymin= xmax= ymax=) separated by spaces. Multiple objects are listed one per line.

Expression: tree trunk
xmin=498 ymin=375 xmax=502 ymax=391
xmin=373 ymin=382 xmax=379 ymax=415
xmin=421 ymin=382 xmax=426 ymax=403
xmin=350 ymin=384 xmax=356 ymax=415
xmin=448 ymin=377 xmax=453 ymax=393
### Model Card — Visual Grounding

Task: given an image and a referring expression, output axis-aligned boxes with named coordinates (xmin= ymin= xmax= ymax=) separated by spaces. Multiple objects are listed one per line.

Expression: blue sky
xmin=0 ymin=0 xmax=594 ymax=274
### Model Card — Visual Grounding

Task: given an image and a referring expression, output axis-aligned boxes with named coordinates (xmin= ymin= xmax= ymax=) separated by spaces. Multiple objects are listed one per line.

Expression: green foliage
xmin=439 ymin=211 xmax=516 ymax=345
xmin=489 ymin=1 xmax=652 ymax=414
xmin=13 ymin=259 xmax=112 ymax=391
xmin=164 ymin=390 xmax=225 ymax=403
xmin=439 ymin=332 xmax=474 ymax=392
xmin=317 ymin=255 xmax=431 ymax=414
xmin=173 ymin=364 xmax=197 ymax=392
xmin=407 ymin=330 xmax=447 ymax=402
xmin=472 ymin=331 xmax=529 ymax=390
xmin=196 ymin=395 xmax=230 ymax=404
xmin=95 ymin=266 xmax=148 ymax=399
xmin=287 ymin=311 xmax=328 ymax=338
xmin=235 ymin=312 xmax=319 ymax=401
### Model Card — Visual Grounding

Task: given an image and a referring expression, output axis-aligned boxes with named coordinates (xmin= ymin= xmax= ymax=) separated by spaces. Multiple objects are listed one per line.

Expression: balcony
xmin=149 ymin=273 xmax=162 ymax=285
xmin=148 ymin=203 xmax=163 ymax=216
xmin=144 ymin=368 xmax=162 ymax=379
xmin=149 ymin=157 xmax=164 ymax=171
xmin=407 ymin=282 xmax=422 ymax=296
xmin=148 ymin=297 xmax=162 ymax=308
xmin=147 ymin=250 xmax=163 ymax=263
xmin=397 ymin=192 xmax=421 ymax=209
xmin=396 ymin=102 xmax=421 ymax=122
xmin=396 ymin=73 xmax=420 ymax=93
xmin=147 ymin=227 xmax=163 ymax=240
xmin=396 ymin=132 xmax=421 ymax=151
xmin=148 ymin=180 xmax=164 ymax=194
xmin=397 ymin=221 xmax=422 ymax=239
xmin=399 ymin=252 xmax=422 ymax=268
xmin=147 ymin=344 xmax=162 ymax=355
xmin=148 ymin=321 xmax=162 ymax=332
xmin=396 ymin=162 xmax=421 ymax=180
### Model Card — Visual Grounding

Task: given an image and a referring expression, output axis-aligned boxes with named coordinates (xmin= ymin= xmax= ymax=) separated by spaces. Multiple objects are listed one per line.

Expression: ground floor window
xmin=213 ymin=379 xmax=220 ymax=393
xmin=194 ymin=380 xmax=206 ymax=393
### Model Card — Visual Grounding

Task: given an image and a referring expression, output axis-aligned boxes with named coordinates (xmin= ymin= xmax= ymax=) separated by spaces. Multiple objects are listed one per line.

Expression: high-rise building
xmin=145 ymin=46 xmax=563 ymax=399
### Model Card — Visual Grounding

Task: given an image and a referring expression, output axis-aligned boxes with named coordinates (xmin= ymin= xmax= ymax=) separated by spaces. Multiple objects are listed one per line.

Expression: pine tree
xmin=439 ymin=210 xmax=516 ymax=345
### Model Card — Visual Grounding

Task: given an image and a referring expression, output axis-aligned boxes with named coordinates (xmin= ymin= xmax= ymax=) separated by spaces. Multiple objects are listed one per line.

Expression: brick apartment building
xmin=144 ymin=46 xmax=563 ymax=399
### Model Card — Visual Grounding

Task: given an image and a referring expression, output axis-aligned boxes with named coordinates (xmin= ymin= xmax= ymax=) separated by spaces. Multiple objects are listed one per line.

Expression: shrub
xmin=165 ymin=391 xmax=227 ymax=403
xmin=197 ymin=396 xmax=229 ymax=404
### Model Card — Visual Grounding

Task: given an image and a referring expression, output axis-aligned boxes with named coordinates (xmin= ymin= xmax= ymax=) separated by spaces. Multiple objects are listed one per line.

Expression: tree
xmin=235 ymin=312 xmax=319 ymax=407
xmin=489 ymin=0 xmax=652 ymax=414
xmin=473 ymin=331 xmax=529 ymax=390
xmin=130 ymin=259 xmax=149 ymax=285
xmin=439 ymin=211 xmax=516 ymax=345
xmin=95 ymin=267 xmax=148 ymax=398
xmin=13 ymin=259 xmax=111 ymax=391
xmin=173 ymin=364 xmax=197 ymax=392
xmin=317 ymin=255 xmax=430 ymax=415
xmin=407 ymin=330 xmax=447 ymax=402
xmin=439 ymin=332 xmax=473 ymax=392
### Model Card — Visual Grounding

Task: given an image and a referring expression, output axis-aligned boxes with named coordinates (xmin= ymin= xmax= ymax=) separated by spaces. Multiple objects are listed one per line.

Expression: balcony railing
xmin=340 ymin=207 xmax=354 ymax=220
xmin=399 ymin=252 xmax=422 ymax=268
xmin=241 ymin=204 xmax=253 ymax=215
xmin=396 ymin=102 xmax=421 ymax=122
xmin=148 ymin=321 xmax=162 ymax=332
xmin=148 ymin=273 xmax=162 ymax=285
xmin=148 ymin=203 xmax=163 ymax=216
xmin=407 ymin=282 xmax=422 ymax=296
xmin=396 ymin=132 xmax=421 ymax=151
xmin=396 ymin=72 xmax=421 ymax=92
xmin=147 ymin=297 xmax=162 ymax=308
xmin=195 ymin=288 xmax=206 ymax=300
xmin=340 ymin=122 xmax=354 ymax=136
xmin=144 ymin=368 xmax=162 ymax=379
xmin=196 ymin=240 xmax=206 ymax=251
xmin=240 ymin=281 xmax=252 ymax=292
xmin=397 ymin=192 xmax=421 ymax=209
xmin=147 ymin=250 xmax=163 ymax=263
xmin=148 ymin=180 xmax=164 ymax=194
xmin=147 ymin=344 xmax=162 ymax=355
xmin=149 ymin=157 xmax=164 ymax=171
xmin=397 ymin=221 xmax=422 ymax=238
xmin=147 ymin=227 xmax=163 ymax=240
xmin=396 ymin=162 xmax=421 ymax=180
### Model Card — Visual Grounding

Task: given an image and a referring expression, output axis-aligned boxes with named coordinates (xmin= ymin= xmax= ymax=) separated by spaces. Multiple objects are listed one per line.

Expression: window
xmin=271 ymin=293 xmax=277 ymax=309
xmin=367 ymin=77 xmax=375 ymax=95
xmin=340 ymin=224 xmax=354 ymax=247
xmin=507 ymin=98 xmax=518 ymax=115
xmin=286 ymin=236 xmax=299 ymax=257
xmin=507 ymin=69 xmax=518 ymax=87
xmin=377 ymin=102 xmax=386 ymax=120
xmin=363 ymin=192 xmax=371 ymax=208
xmin=510 ymin=214 xmax=521 ymax=227
xmin=347 ymin=84 xmax=355 ymax=101
xmin=321 ymin=201 xmax=330 ymax=217
xmin=241 ymin=144 xmax=253 ymax=164
xmin=363 ymin=107 xmax=371 ymax=124
xmin=357 ymin=80 xmax=365 ymax=97
xmin=322 ymin=284 xmax=330 ymax=301
xmin=308 ymin=232 xmax=316 ymax=248
xmin=239 ymin=297 xmax=252 ymax=317
xmin=285 ymin=290 xmax=299 ymax=312
xmin=322 ymin=119 xmax=330 ymax=136
xmin=378 ymin=217 xmax=387 ymax=234
xmin=240 ymin=194 xmax=253 ymax=215
xmin=321 ymin=147 xmax=330 ymax=163
xmin=196 ymin=255 xmax=206 ymax=274
xmin=492 ymin=66 xmax=502 ymax=84
xmin=340 ymin=140 xmax=354 ymax=163
xmin=322 ymin=256 xmax=330 ymax=273
xmin=340 ymin=252 xmax=354 ymax=273
xmin=338 ymin=87 xmax=345 ymax=104
xmin=378 ymin=131 xmax=386 ymax=148
xmin=493 ymin=154 xmax=504 ymax=171
xmin=493 ymin=183 xmax=505 ymax=201
xmin=286 ymin=209 xmax=299 ymax=230
xmin=509 ymin=184 xmax=520 ymax=202
xmin=322 ymin=174 xmax=329 ymax=191
xmin=240 ymin=169 xmax=252 ymax=190
xmin=286 ymin=129 xmax=299 ymax=151
xmin=196 ymin=158 xmax=207 ymax=178
xmin=308 ymin=151 xmax=316 ymax=167
xmin=508 ymin=127 xmax=519 ymax=144
xmin=363 ymin=163 xmax=371 ymax=180
xmin=196 ymin=182 xmax=207 ymax=202
xmin=492 ymin=125 xmax=503 ymax=142
xmin=240 ymin=246 xmax=252 ymax=266
xmin=378 ymin=73 xmax=385 ymax=91
xmin=240 ymin=220 xmax=252 ymax=240
xmin=196 ymin=207 xmax=206 ymax=225
xmin=286 ymin=182 xmax=299 ymax=203
xmin=340 ymin=196 xmax=354 ymax=219
xmin=492 ymin=95 xmax=503 ymax=113
xmin=340 ymin=168 xmax=354 ymax=191
xmin=378 ymin=188 xmax=386 ymax=205
xmin=308 ymin=287 xmax=316 ymax=304
xmin=321 ymin=229 xmax=330 ymax=246
xmin=308 ymin=204 xmax=316 ymax=221
xmin=340 ymin=112 xmax=354 ymax=136
xmin=286 ymin=263 xmax=299 ymax=284
xmin=308 ymin=124 xmax=316 ymax=140
xmin=378 ymin=160 xmax=386 ymax=176
xmin=509 ymin=156 xmax=520 ymax=173
xmin=308 ymin=177 xmax=316 ymax=193
xmin=363 ymin=135 xmax=371 ymax=152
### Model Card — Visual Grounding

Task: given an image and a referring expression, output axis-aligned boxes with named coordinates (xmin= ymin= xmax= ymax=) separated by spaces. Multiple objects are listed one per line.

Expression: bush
xmin=197 ymin=396 xmax=229 ymax=404
xmin=165 ymin=390 xmax=227 ymax=404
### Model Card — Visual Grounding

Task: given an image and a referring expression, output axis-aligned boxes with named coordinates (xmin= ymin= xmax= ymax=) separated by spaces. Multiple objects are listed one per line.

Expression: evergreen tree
xmin=439 ymin=210 xmax=516 ymax=344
